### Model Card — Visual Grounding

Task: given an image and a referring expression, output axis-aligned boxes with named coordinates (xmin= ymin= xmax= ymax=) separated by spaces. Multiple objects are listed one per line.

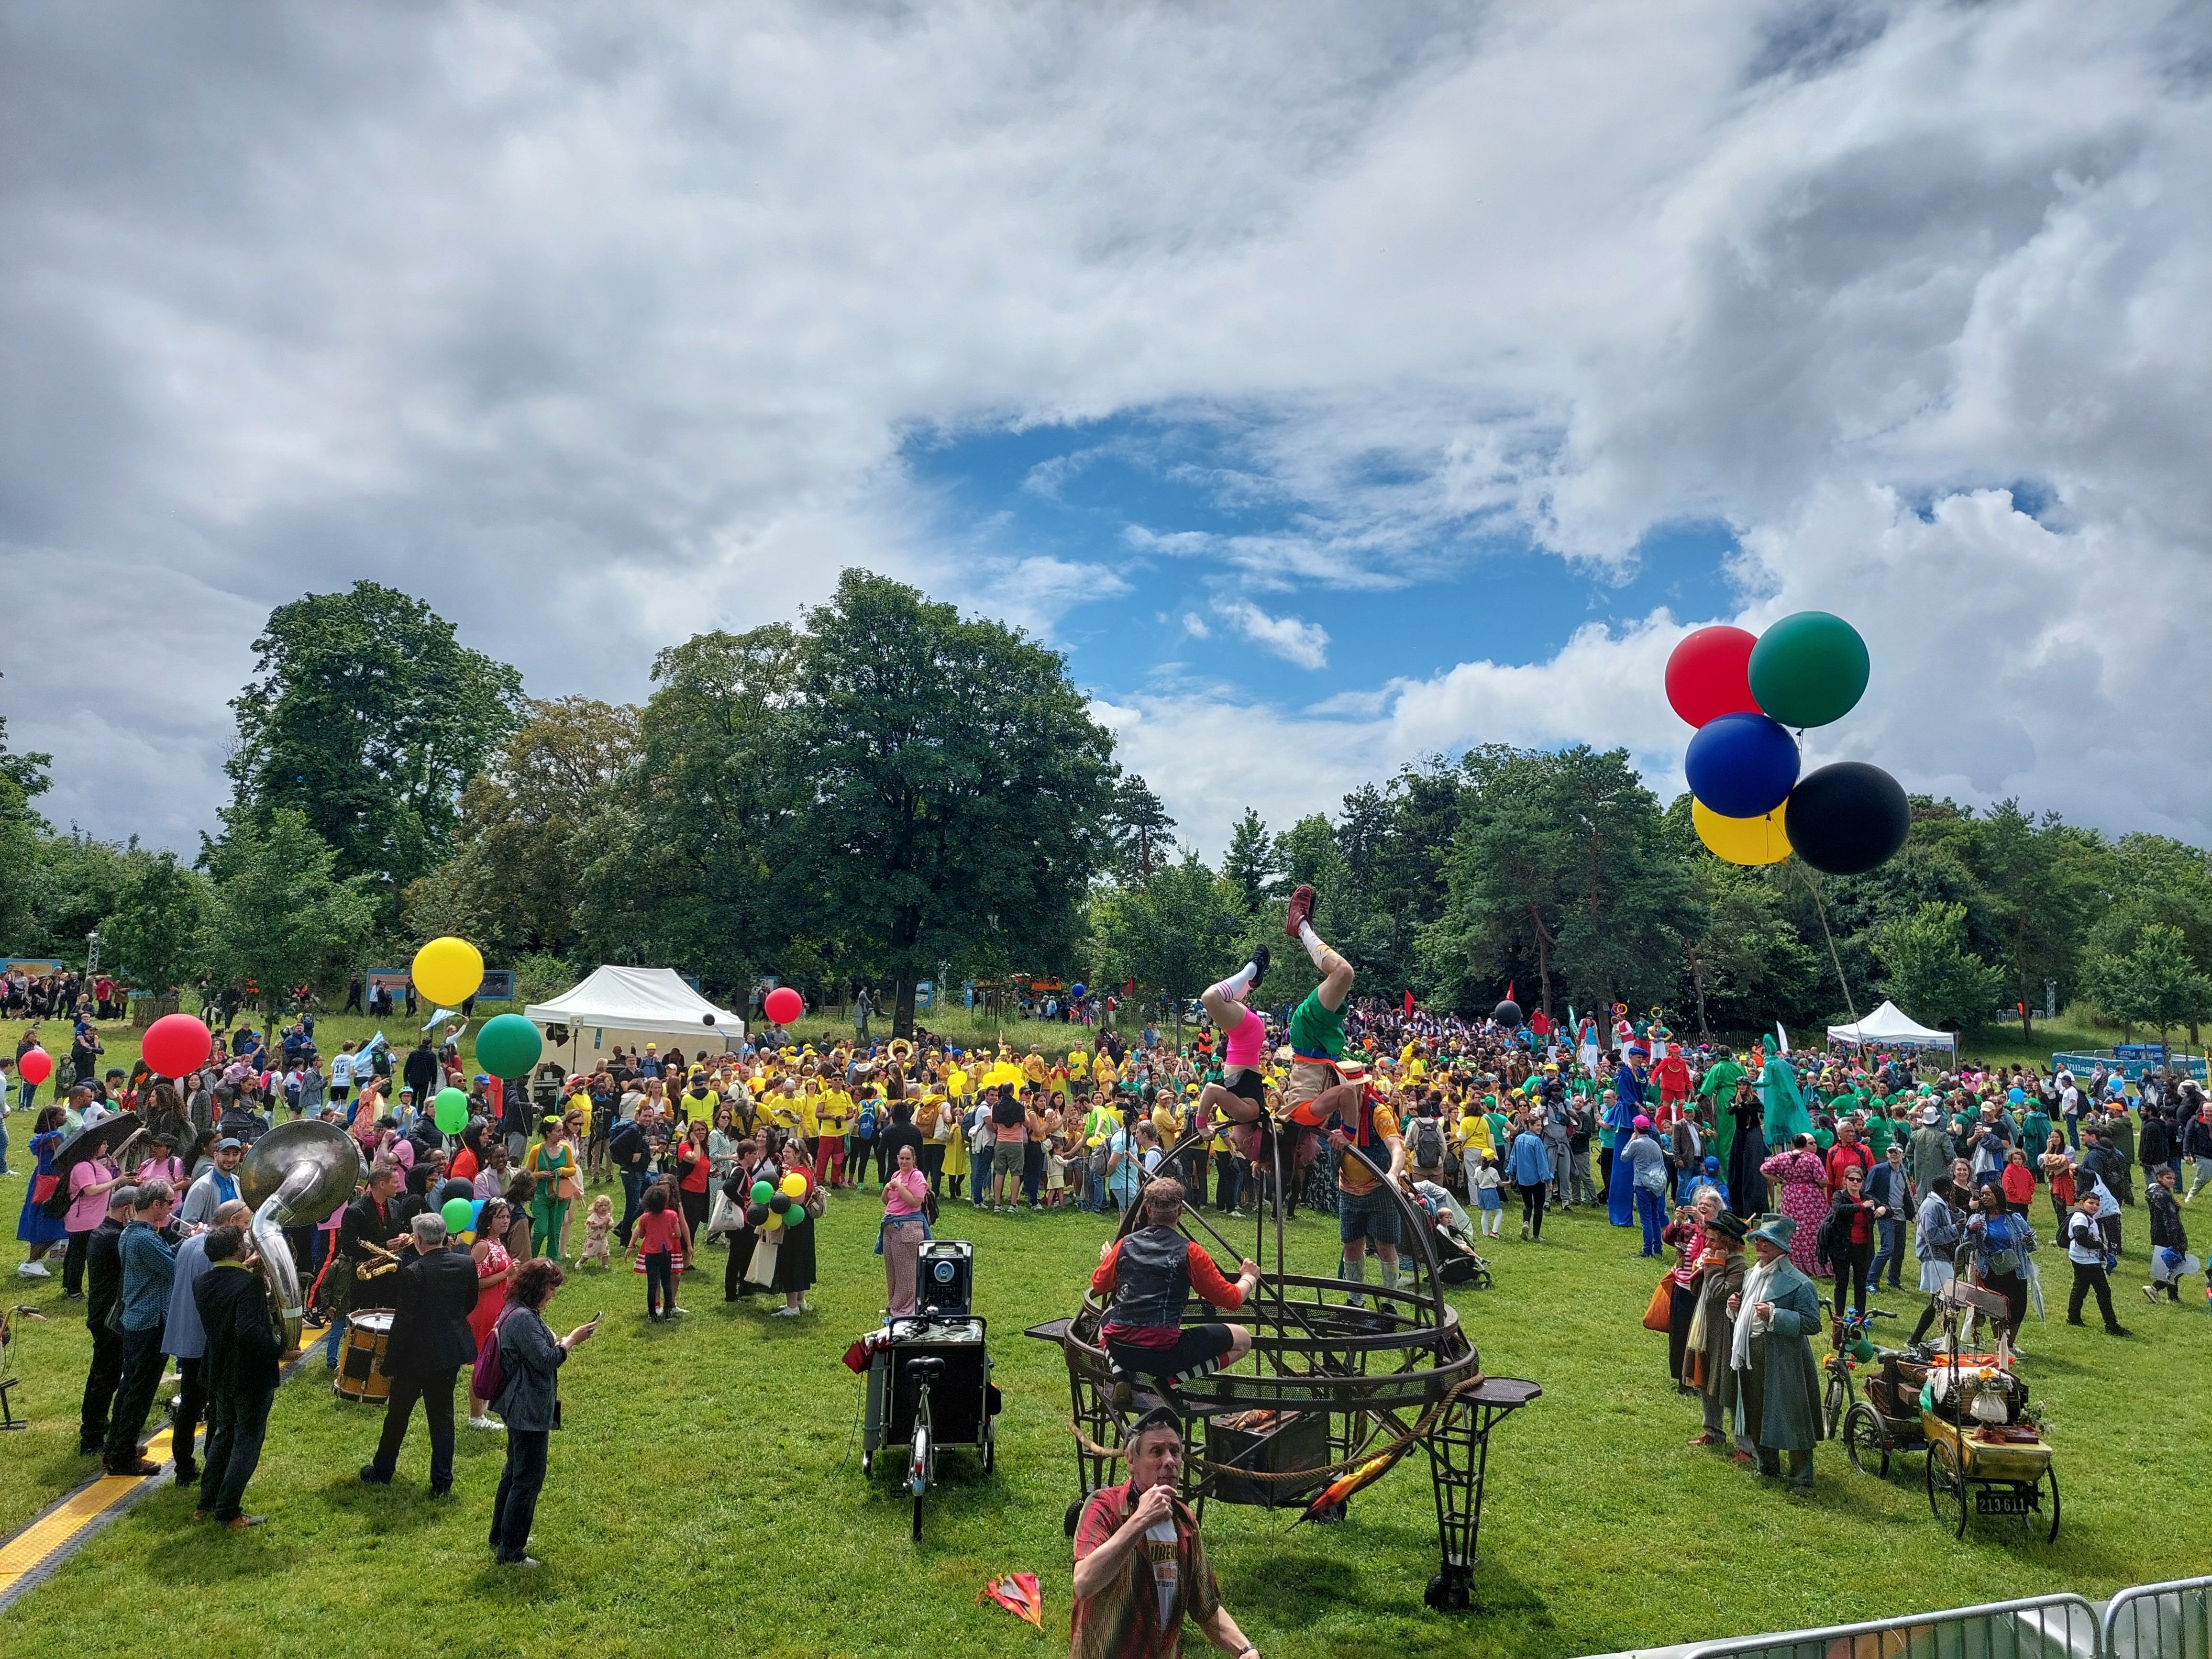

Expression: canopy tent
xmin=1826 ymin=1000 xmax=1956 ymax=1051
xmin=525 ymin=966 xmax=745 ymax=1070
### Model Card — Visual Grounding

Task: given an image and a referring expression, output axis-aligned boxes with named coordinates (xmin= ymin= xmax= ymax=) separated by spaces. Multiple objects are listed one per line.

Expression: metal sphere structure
xmin=1032 ymin=1122 xmax=1539 ymax=1613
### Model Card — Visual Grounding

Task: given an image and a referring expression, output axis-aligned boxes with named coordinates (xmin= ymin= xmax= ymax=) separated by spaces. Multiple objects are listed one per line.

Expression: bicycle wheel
xmin=1841 ymin=1402 xmax=1889 ymax=1478
xmin=1821 ymin=1362 xmax=1850 ymax=1440
xmin=910 ymin=1404 xmax=932 ymax=1541
xmin=1926 ymin=1437 xmax=1967 ymax=1538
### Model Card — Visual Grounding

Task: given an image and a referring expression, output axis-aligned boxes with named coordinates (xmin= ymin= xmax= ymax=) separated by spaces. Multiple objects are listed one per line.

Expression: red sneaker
xmin=1284 ymin=885 xmax=1316 ymax=941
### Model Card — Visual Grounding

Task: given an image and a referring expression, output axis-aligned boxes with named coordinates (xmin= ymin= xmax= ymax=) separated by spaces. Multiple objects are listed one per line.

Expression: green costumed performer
xmin=1758 ymin=1036 xmax=1813 ymax=1147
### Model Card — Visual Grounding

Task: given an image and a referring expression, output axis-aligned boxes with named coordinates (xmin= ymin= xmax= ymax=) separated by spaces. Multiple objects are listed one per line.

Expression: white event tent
xmin=1826 ymin=1000 xmax=1956 ymax=1051
xmin=525 ymin=966 xmax=745 ymax=1069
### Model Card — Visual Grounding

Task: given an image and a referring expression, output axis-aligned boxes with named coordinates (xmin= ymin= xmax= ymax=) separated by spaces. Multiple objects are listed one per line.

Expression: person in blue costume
xmin=1604 ymin=1082 xmax=1640 ymax=1228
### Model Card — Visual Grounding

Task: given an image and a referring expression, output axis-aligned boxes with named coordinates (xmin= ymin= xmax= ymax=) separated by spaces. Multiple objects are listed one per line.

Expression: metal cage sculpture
xmin=1030 ymin=1123 xmax=1539 ymax=1612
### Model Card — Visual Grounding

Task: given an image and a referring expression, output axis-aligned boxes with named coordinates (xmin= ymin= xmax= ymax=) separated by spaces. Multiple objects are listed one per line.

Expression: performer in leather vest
xmin=1090 ymin=1178 xmax=1259 ymax=1406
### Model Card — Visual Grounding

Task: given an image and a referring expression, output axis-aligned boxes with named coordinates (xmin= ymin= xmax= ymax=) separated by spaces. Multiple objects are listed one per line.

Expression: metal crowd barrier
xmin=1677 ymin=1593 xmax=2101 ymax=1659
xmin=2103 ymin=1578 xmax=2212 ymax=1659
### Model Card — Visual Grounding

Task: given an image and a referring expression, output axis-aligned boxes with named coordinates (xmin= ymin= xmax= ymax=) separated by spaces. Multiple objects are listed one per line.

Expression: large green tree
xmin=2087 ymin=921 xmax=2212 ymax=1054
xmin=200 ymin=808 xmax=378 ymax=1012
xmin=0 ymin=675 xmax=53 ymax=947
xmin=1221 ymin=808 xmax=1281 ymax=914
xmin=100 ymin=850 xmax=211 ymax=992
xmin=1089 ymin=853 xmax=1247 ymax=1034
xmin=225 ymin=580 xmax=525 ymax=911
xmin=1105 ymin=774 xmax=1176 ymax=884
xmin=1953 ymin=800 xmax=2101 ymax=1040
xmin=574 ymin=626 xmax=807 ymax=991
xmin=794 ymin=570 xmax=1117 ymax=1037
xmin=419 ymin=696 xmax=641 ymax=954
xmin=1427 ymin=745 xmax=1691 ymax=1018
xmin=1874 ymin=901 xmax=2006 ymax=1032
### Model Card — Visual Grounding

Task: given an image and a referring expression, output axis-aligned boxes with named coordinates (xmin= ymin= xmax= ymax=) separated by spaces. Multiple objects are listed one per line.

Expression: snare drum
xmin=333 ymin=1310 xmax=395 ymax=1402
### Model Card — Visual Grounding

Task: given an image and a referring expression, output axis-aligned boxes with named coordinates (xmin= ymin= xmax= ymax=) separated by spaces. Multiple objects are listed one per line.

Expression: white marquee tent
xmin=1826 ymin=1000 xmax=1956 ymax=1051
xmin=525 ymin=966 xmax=745 ymax=1068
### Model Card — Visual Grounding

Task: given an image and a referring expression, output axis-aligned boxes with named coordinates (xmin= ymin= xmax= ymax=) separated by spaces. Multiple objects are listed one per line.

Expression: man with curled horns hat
xmin=1728 ymin=1213 xmax=1824 ymax=1490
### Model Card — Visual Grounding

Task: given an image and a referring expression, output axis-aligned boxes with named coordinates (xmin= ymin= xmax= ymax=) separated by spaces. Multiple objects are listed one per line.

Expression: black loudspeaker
xmin=919 ymin=1240 xmax=973 ymax=1316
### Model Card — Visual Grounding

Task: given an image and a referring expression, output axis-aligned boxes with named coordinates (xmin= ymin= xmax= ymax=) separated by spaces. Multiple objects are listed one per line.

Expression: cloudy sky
xmin=3 ymin=1 xmax=2206 ymax=858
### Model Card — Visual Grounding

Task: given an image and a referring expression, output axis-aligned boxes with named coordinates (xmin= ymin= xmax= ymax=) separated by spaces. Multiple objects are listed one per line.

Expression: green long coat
xmin=1743 ymin=1259 xmax=1824 ymax=1452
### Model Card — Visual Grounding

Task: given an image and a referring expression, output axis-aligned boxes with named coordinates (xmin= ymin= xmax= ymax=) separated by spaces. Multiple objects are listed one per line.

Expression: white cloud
xmin=1214 ymin=599 xmax=1330 ymax=670
xmin=0 ymin=1 xmax=2202 ymax=857
xmin=1180 ymin=612 xmax=1210 ymax=640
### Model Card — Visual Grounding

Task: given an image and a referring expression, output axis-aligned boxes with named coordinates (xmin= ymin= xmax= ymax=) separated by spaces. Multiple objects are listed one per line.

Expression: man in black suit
xmin=360 ymin=1212 xmax=479 ymax=1497
xmin=195 ymin=1222 xmax=284 ymax=1528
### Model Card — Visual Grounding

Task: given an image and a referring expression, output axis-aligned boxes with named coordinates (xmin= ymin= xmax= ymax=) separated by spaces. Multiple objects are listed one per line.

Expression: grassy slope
xmin=3 ymin=1011 xmax=2210 ymax=1657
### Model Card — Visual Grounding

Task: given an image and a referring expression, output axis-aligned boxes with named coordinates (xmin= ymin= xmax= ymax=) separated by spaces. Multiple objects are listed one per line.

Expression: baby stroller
xmin=1410 ymin=1181 xmax=1493 ymax=1290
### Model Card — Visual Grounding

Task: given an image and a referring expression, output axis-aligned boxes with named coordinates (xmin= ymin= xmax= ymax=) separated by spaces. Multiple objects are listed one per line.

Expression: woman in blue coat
xmin=1604 ymin=1092 xmax=1640 ymax=1228
xmin=15 ymin=1106 xmax=68 ymax=1276
xmin=1506 ymin=1118 xmax=1553 ymax=1241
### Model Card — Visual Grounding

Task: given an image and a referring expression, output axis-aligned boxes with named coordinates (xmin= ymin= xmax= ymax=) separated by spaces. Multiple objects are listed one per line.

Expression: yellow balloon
xmin=1692 ymin=797 xmax=1792 ymax=866
xmin=779 ymin=1172 xmax=806 ymax=1200
xmin=411 ymin=936 xmax=485 ymax=1006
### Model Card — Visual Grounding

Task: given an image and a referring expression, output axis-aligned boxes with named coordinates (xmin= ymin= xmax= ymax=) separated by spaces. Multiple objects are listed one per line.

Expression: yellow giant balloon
xmin=411 ymin=936 xmax=485 ymax=1006
xmin=1692 ymin=798 xmax=1792 ymax=866
xmin=779 ymin=1172 xmax=807 ymax=1200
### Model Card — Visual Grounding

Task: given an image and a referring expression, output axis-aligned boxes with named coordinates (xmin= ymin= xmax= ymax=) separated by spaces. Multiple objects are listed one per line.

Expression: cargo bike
xmin=1837 ymin=1282 xmax=2057 ymax=1542
xmin=855 ymin=1242 xmax=1001 ymax=1540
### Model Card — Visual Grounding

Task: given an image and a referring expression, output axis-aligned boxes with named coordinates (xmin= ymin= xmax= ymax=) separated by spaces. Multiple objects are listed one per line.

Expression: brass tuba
xmin=237 ymin=1120 xmax=361 ymax=1351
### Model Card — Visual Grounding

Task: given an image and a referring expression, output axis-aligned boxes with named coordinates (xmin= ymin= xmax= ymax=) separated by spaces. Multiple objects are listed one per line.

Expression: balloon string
xmin=1795 ymin=862 xmax=1859 ymax=1025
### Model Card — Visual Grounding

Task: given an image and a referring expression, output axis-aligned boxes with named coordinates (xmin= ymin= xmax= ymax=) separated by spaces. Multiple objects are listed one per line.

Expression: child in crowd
xmin=630 ymin=1186 xmax=685 ymax=1321
xmin=578 ymin=1194 xmax=615 ymax=1269
xmin=1472 ymin=1151 xmax=1504 ymax=1238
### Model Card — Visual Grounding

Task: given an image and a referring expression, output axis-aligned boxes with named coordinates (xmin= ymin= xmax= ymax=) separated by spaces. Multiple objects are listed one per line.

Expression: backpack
xmin=474 ymin=1309 xmax=512 ymax=1405
xmin=1816 ymin=1206 xmax=1849 ymax=1272
xmin=1413 ymin=1116 xmax=1445 ymax=1169
xmin=855 ymin=1099 xmax=877 ymax=1140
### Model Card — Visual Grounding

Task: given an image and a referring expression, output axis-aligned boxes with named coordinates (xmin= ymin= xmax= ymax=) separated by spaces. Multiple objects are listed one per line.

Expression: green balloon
xmin=751 ymin=1180 xmax=774 ymax=1205
xmin=783 ymin=1201 xmax=807 ymax=1227
xmin=474 ymin=1012 xmax=543 ymax=1080
xmin=1748 ymin=611 xmax=1869 ymax=728
xmin=433 ymin=1087 xmax=469 ymax=1134
xmin=441 ymin=1196 xmax=474 ymax=1233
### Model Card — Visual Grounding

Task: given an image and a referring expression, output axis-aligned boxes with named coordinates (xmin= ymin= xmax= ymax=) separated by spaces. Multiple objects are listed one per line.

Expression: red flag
xmin=980 ymin=1573 xmax=1043 ymax=1627
xmin=1403 ymin=989 xmax=1414 ymax=1015
xmin=1506 ymin=981 xmax=1516 ymax=1003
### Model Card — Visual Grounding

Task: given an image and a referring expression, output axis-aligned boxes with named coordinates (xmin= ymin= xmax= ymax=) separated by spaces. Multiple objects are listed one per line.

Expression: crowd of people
xmin=5 ymin=894 xmax=2204 ymax=1647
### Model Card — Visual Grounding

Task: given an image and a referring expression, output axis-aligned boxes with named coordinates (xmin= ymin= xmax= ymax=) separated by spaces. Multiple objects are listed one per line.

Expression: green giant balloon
xmin=433 ymin=1087 xmax=470 ymax=1135
xmin=441 ymin=1196 xmax=475 ymax=1233
xmin=1747 ymin=611 xmax=1869 ymax=728
xmin=475 ymin=1012 xmax=543 ymax=1081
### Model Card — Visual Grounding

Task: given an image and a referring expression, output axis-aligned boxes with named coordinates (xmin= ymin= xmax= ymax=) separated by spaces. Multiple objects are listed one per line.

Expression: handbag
xmin=744 ymin=1235 xmax=781 ymax=1288
xmin=706 ymin=1188 xmax=745 ymax=1236
xmin=1642 ymin=1274 xmax=1674 ymax=1333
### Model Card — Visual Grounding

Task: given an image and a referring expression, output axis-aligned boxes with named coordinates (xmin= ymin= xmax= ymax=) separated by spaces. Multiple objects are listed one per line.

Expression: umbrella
xmin=51 ymin=1112 xmax=142 ymax=1175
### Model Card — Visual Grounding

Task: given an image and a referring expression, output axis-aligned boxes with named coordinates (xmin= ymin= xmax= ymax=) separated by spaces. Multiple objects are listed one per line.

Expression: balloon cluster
xmin=1666 ymin=613 xmax=1908 ymax=875
xmin=746 ymin=1169 xmax=813 ymax=1231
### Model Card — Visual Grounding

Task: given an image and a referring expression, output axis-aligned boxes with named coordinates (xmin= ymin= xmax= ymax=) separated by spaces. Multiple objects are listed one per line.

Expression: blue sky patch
xmin=904 ymin=412 xmax=1744 ymax=717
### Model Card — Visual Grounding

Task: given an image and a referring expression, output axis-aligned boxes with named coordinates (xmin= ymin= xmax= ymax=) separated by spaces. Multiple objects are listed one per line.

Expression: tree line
xmin=2 ymin=580 xmax=2207 ymax=1046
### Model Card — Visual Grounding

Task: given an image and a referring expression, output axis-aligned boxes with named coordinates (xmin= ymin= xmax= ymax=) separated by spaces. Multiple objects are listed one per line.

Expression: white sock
xmin=1215 ymin=960 xmax=1258 ymax=1000
xmin=1298 ymin=921 xmax=1329 ymax=971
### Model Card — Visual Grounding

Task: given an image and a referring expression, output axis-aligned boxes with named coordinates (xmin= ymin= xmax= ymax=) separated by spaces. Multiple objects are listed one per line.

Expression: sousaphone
xmin=237 ymin=1120 xmax=360 ymax=1351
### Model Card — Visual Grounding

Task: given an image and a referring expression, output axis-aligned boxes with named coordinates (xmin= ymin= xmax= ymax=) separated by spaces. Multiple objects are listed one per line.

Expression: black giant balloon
xmin=745 ymin=1202 xmax=770 ymax=1228
xmin=1493 ymin=999 xmax=1523 ymax=1029
xmin=1784 ymin=761 xmax=1909 ymax=875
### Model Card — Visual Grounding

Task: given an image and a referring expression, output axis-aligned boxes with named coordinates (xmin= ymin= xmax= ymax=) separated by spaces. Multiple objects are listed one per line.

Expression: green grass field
xmin=4 ymin=1008 xmax=2209 ymax=1657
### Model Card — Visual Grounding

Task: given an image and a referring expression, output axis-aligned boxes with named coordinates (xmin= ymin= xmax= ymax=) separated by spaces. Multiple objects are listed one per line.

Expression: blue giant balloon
xmin=1684 ymin=712 xmax=1800 ymax=819
xmin=1070 ymin=983 xmax=1087 ymax=1000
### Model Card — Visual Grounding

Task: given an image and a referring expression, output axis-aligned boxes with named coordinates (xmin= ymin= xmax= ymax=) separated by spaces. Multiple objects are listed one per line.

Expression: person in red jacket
xmin=1091 ymin=1179 xmax=1259 ymax=1406
xmin=1825 ymin=1118 xmax=1874 ymax=1192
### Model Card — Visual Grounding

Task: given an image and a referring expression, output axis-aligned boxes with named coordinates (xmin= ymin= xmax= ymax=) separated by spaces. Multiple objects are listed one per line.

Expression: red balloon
xmin=763 ymin=986 xmax=804 ymax=1026
xmin=142 ymin=1012 xmax=213 ymax=1079
xmin=1665 ymin=625 xmax=1760 ymax=728
xmin=16 ymin=1046 xmax=52 ymax=1085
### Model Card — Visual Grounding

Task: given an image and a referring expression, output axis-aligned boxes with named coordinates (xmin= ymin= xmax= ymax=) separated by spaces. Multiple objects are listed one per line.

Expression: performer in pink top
xmin=1194 ymin=945 xmax=1272 ymax=1150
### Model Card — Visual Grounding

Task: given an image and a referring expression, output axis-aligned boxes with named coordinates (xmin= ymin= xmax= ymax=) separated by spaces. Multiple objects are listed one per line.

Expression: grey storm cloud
xmin=0 ymin=1 xmax=2206 ymax=858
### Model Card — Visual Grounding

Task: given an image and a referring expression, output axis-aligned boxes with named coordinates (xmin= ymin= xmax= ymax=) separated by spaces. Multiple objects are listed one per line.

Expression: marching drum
xmin=333 ymin=1310 xmax=395 ymax=1402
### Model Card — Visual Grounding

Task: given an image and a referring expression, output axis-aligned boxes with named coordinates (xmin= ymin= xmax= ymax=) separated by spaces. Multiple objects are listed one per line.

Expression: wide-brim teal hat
xmin=1747 ymin=1213 xmax=1797 ymax=1252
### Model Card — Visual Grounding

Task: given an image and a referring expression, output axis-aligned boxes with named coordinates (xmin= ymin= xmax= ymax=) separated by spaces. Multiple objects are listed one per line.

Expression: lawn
xmin=3 ymin=1008 xmax=2209 ymax=1656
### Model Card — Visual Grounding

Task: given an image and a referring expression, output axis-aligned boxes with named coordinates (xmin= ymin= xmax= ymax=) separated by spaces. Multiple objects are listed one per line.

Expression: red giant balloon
xmin=142 ymin=1012 xmax=213 ymax=1079
xmin=1665 ymin=626 xmax=1760 ymax=728
xmin=17 ymin=1046 xmax=52 ymax=1085
xmin=763 ymin=986 xmax=804 ymax=1026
